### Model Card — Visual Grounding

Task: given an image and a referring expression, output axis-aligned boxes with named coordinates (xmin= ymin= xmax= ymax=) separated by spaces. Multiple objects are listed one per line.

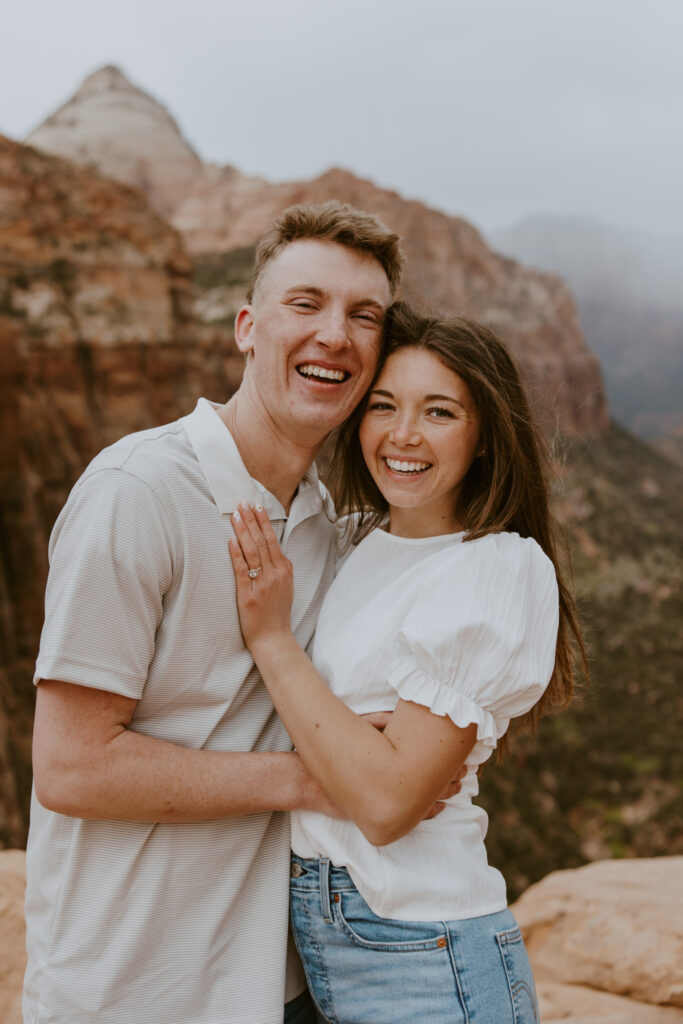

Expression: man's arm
xmin=32 ymin=679 xmax=337 ymax=821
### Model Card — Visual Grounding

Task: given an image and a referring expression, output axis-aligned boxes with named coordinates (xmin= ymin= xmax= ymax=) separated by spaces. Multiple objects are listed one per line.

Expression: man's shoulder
xmin=81 ymin=416 xmax=194 ymax=490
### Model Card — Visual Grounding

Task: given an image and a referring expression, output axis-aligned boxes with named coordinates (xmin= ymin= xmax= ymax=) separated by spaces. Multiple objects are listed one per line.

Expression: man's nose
xmin=317 ymin=309 xmax=350 ymax=350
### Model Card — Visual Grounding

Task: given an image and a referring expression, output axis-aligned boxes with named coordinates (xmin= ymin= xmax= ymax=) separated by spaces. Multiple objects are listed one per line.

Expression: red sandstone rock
xmin=0 ymin=135 xmax=242 ymax=845
xmin=173 ymin=165 xmax=609 ymax=436
xmin=26 ymin=66 xmax=608 ymax=437
xmin=0 ymin=850 xmax=26 ymax=1024
xmin=512 ymin=856 xmax=683 ymax=1020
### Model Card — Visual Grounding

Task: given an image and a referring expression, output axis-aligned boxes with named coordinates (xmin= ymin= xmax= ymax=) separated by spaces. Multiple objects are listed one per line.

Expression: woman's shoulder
xmin=432 ymin=530 xmax=556 ymax=590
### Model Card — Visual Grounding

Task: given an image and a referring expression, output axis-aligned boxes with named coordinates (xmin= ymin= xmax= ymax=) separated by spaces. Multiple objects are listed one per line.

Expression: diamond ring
xmin=247 ymin=567 xmax=263 ymax=579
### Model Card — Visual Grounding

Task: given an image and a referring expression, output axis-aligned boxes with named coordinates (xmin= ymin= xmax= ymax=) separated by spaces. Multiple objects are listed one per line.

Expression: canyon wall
xmin=0 ymin=135 xmax=241 ymax=844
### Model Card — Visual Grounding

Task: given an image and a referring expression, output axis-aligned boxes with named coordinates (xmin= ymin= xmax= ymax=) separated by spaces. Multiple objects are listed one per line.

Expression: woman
xmin=228 ymin=303 xmax=586 ymax=1024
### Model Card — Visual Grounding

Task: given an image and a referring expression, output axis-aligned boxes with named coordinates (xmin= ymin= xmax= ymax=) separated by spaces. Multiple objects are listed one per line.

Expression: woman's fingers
xmin=232 ymin=503 xmax=270 ymax=570
xmin=228 ymin=537 xmax=250 ymax=585
xmin=254 ymin=505 xmax=286 ymax=565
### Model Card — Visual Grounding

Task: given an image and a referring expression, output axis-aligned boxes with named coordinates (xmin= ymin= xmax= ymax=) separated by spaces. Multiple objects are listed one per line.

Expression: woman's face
xmin=359 ymin=347 xmax=481 ymax=537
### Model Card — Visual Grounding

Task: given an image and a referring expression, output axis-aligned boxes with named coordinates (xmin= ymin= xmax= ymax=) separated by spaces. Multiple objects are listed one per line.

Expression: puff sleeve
xmin=387 ymin=532 xmax=559 ymax=755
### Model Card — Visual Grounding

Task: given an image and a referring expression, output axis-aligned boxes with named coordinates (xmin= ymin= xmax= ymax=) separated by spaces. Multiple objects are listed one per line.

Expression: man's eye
xmin=290 ymin=300 xmax=317 ymax=311
xmin=354 ymin=312 xmax=381 ymax=324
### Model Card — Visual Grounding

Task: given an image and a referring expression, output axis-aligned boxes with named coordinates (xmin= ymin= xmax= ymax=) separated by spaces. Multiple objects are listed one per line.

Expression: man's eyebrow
xmin=282 ymin=286 xmax=386 ymax=310
xmin=283 ymin=285 xmax=325 ymax=298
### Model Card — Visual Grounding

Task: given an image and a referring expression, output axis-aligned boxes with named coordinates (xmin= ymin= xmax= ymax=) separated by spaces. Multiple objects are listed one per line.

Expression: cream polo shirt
xmin=26 ymin=398 xmax=335 ymax=1024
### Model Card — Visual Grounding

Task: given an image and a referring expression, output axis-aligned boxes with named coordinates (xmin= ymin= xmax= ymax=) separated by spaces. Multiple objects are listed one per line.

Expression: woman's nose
xmin=389 ymin=416 xmax=421 ymax=445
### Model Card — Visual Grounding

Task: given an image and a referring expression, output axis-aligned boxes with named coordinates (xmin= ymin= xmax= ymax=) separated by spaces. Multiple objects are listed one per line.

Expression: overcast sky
xmin=2 ymin=0 xmax=682 ymax=236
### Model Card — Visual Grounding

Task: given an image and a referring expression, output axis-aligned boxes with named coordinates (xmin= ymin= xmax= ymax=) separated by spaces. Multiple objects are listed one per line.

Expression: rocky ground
xmin=2 ymin=851 xmax=681 ymax=1023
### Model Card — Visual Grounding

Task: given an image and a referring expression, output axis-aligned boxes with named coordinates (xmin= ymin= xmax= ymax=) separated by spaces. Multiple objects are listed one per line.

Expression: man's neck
xmin=218 ymin=392 xmax=323 ymax=513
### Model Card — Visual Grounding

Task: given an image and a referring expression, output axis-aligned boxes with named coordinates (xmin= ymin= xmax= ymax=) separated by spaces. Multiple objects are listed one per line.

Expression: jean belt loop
xmin=319 ymin=858 xmax=333 ymax=922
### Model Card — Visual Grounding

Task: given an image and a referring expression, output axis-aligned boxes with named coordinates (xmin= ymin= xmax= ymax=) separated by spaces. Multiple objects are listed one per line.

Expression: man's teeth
xmin=298 ymin=364 xmax=348 ymax=382
xmin=385 ymin=458 xmax=431 ymax=474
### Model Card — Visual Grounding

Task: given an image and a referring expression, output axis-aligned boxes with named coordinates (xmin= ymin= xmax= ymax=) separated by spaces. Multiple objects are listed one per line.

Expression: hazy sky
xmin=2 ymin=0 xmax=682 ymax=235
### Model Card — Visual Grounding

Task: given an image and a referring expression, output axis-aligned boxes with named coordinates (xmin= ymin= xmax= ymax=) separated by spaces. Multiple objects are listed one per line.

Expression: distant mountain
xmin=25 ymin=66 xmax=608 ymax=438
xmin=489 ymin=217 xmax=683 ymax=460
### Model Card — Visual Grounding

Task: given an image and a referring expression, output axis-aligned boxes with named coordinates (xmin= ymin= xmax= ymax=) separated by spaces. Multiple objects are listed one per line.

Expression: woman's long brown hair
xmin=328 ymin=301 xmax=588 ymax=741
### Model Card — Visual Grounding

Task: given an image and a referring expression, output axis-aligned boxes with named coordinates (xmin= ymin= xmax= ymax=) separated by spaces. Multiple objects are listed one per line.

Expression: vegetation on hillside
xmin=482 ymin=424 xmax=683 ymax=898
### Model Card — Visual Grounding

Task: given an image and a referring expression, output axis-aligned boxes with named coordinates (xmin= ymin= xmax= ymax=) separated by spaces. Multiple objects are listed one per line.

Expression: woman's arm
xmin=229 ymin=504 xmax=476 ymax=846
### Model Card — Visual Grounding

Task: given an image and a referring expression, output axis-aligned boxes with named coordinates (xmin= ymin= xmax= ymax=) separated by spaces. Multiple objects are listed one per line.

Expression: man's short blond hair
xmin=247 ymin=200 xmax=404 ymax=302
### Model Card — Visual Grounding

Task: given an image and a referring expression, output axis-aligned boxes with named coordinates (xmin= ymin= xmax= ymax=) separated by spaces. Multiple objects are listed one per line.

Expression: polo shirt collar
xmin=182 ymin=398 xmax=323 ymax=522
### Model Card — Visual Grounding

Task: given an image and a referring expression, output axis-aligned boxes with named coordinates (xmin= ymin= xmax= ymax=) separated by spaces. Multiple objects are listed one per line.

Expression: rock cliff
xmin=0 ymin=135 xmax=241 ymax=845
xmin=26 ymin=66 xmax=608 ymax=437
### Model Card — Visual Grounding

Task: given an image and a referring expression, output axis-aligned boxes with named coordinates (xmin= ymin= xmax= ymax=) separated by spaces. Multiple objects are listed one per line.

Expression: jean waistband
xmin=290 ymin=854 xmax=356 ymax=890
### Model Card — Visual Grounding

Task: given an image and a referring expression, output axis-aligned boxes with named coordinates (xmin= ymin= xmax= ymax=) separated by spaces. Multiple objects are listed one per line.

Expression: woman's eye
xmin=367 ymin=401 xmax=393 ymax=412
xmin=428 ymin=407 xmax=455 ymax=419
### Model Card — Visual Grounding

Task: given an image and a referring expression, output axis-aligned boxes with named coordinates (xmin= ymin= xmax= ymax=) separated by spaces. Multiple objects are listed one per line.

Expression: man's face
xmin=235 ymin=239 xmax=392 ymax=445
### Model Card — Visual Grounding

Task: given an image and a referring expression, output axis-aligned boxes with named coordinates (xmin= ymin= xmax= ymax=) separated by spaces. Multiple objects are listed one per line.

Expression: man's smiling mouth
xmin=297 ymin=363 xmax=350 ymax=383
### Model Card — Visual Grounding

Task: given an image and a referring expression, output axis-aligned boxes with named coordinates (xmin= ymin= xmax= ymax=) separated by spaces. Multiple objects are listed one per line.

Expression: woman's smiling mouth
xmin=383 ymin=457 xmax=432 ymax=475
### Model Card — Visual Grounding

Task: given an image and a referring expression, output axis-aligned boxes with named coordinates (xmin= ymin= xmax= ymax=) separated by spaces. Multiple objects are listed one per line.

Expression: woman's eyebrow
xmin=425 ymin=393 xmax=464 ymax=406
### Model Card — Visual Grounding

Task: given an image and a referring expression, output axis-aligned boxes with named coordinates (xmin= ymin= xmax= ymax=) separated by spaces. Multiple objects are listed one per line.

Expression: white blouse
xmin=290 ymin=527 xmax=559 ymax=921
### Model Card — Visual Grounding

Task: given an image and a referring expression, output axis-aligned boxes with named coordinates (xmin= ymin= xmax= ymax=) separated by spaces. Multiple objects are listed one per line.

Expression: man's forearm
xmin=32 ymin=679 xmax=332 ymax=821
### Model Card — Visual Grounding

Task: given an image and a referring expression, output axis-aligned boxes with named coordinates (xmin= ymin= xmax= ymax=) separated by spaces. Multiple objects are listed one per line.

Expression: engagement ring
xmin=247 ymin=567 xmax=262 ymax=579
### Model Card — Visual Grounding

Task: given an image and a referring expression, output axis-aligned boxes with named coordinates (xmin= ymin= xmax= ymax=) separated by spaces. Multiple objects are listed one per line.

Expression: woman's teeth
xmin=385 ymin=458 xmax=431 ymax=474
xmin=298 ymin=364 xmax=348 ymax=382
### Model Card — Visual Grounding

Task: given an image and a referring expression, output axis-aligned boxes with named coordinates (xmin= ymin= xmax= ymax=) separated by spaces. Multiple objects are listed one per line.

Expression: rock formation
xmin=0 ymin=850 xmax=24 ymax=1024
xmin=26 ymin=66 xmax=609 ymax=437
xmin=25 ymin=65 xmax=203 ymax=214
xmin=3 ymin=851 xmax=681 ymax=1022
xmin=0 ymin=135 xmax=242 ymax=845
xmin=174 ymin=165 xmax=609 ymax=435
xmin=512 ymin=856 xmax=683 ymax=1022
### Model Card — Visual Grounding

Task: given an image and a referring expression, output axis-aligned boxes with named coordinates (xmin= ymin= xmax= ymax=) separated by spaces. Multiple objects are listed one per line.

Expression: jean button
xmin=291 ymin=862 xmax=303 ymax=878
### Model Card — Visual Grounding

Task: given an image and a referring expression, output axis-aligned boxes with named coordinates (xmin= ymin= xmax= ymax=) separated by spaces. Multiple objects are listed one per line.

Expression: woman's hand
xmin=228 ymin=503 xmax=295 ymax=651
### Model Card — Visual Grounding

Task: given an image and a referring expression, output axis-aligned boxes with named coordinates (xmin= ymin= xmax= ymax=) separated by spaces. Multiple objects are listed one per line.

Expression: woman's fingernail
xmin=233 ymin=509 xmax=241 ymax=522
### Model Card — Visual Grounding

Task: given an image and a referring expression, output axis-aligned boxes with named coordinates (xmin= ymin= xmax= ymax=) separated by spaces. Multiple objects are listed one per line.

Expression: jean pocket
xmin=495 ymin=926 xmax=539 ymax=1024
xmin=336 ymin=890 xmax=446 ymax=952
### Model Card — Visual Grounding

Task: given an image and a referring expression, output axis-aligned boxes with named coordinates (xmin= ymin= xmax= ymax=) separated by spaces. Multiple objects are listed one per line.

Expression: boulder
xmin=512 ymin=856 xmax=683 ymax=1022
xmin=0 ymin=850 xmax=26 ymax=1024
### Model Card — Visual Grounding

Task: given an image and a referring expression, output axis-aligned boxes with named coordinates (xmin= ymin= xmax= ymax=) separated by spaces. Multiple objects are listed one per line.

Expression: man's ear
xmin=234 ymin=305 xmax=255 ymax=354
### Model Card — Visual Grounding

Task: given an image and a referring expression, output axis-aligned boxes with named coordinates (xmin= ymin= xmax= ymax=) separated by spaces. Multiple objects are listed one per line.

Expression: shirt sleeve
xmin=387 ymin=533 xmax=559 ymax=750
xmin=34 ymin=468 xmax=175 ymax=699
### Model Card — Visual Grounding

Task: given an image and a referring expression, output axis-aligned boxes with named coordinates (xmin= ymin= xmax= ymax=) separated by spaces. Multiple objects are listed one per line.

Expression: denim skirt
xmin=290 ymin=855 xmax=539 ymax=1024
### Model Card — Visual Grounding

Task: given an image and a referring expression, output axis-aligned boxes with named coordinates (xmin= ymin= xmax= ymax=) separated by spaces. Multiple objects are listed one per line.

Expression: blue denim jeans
xmin=289 ymin=855 xmax=539 ymax=1024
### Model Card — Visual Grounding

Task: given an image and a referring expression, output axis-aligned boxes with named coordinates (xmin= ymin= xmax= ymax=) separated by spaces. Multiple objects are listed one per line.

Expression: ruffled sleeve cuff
xmin=387 ymin=654 xmax=499 ymax=750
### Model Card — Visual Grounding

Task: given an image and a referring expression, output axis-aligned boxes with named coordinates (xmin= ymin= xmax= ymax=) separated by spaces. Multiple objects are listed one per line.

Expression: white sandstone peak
xmin=26 ymin=64 xmax=202 ymax=214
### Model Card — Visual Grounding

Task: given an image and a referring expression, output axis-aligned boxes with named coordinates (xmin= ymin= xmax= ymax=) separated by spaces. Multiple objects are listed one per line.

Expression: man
xmin=24 ymin=201 xmax=403 ymax=1024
